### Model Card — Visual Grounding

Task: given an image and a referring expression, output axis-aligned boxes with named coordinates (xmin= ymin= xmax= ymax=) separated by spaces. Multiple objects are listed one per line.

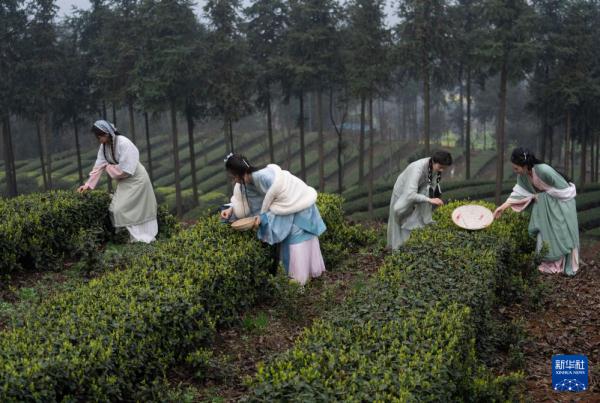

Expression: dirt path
xmin=168 ymin=247 xmax=387 ymax=401
xmin=522 ymin=239 xmax=600 ymax=402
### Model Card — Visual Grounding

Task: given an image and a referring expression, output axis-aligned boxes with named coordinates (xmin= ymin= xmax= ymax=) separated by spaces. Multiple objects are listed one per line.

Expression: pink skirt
xmin=288 ymin=237 xmax=326 ymax=285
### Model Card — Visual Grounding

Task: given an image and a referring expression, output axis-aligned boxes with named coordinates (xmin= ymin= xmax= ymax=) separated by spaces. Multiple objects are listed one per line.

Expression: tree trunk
xmin=423 ymin=71 xmax=431 ymax=154
xmin=144 ymin=112 xmax=154 ymax=183
xmin=368 ymin=96 xmax=374 ymax=214
xmin=548 ymin=125 xmax=554 ymax=165
xmin=570 ymin=135 xmax=575 ymax=180
xmin=299 ymin=91 xmax=306 ymax=181
xmin=483 ymin=120 xmax=487 ymax=151
xmin=540 ymin=114 xmax=547 ymax=161
xmin=2 ymin=116 xmax=17 ymax=196
xmin=128 ymin=101 xmax=136 ymax=143
xmin=73 ymin=116 xmax=83 ymax=183
xmin=494 ymin=61 xmax=508 ymax=205
xmin=43 ymin=111 xmax=52 ymax=189
xmin=112 ymin=103 xmax=117 ymax=126
xmin=229 ymin=119 xmax=234 ymax=152
xmin=465 ymin=69 xmax=472 ymax=180
xmin=171 ymin=100 xmax=182 ymax=217
xmin=223 ymin=118 xmax=229 ymax=152
xmin=378 ymin=98 xmax=386 ymax=141
xmin=595 ymin=132 xmax=599 ymax=182
xmin=359 ymin=95 xmax=366 ymax=182
xmin=36 ymin=119 xmax=48 ymax=190
xmin=186 ymin=109 xmax=198 ymax=207
xmin=580 ymin=126 xmax=588 ymax=190
xmin=564 ymin=111 xmax=571 ymax=175
xmin=329 ymin=88 xmax=345 ymax=193
xmin=317 ymin=89 xmax=324 ymax=191
xmin=590 ymin=132 xmax=596 ymax=183
xmin=458 ymin=66 xmax=464 ymax=148
xmin=285 ymin=102 xmax=292 ymax=170
xmin=267 ymin=93 xmax=274 ymax=162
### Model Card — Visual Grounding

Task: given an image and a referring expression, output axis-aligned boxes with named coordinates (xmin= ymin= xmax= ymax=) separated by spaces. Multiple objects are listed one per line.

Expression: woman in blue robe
xmin=220 ymin=154 xmax=326 ymax=285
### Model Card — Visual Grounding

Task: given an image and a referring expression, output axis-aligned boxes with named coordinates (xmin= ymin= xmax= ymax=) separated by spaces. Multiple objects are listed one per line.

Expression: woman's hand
xmin=493 ymin=204 xmax=507 ymax=219
xmin=253 ymin=215 xmax=261 ymax=229
xmin=220 ymin=207 xmax=233 ymax=220
xmin=429 ymin=198 xmax=444 ymax=206
xmin=77 ymin=184 xmax=91 ymax=193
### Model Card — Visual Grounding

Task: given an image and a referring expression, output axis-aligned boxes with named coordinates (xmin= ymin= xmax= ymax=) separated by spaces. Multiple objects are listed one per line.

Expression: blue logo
xmin=552 ymin=355 xmax=588 ymax=392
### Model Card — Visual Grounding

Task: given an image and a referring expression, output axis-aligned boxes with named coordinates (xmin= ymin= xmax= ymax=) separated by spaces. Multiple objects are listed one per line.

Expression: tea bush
xmin=246 ymin=201 xmax=536 ymax=401
xmin=0 ymin=191 xmax=178 ymax=275
xmin=317 ymin=193 xmax=377 ymax=268
xmin=0 ymin=193 xmax=368 ymax=401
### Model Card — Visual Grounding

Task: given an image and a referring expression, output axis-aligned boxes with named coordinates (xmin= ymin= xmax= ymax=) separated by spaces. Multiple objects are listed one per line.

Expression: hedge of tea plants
xmin=0 ymin=191 xmax=177 ymax=275
xmin=0 ymin=193 xmax=368 ymax=401
xmin=246 ymin=201 xmax=537 ymax=401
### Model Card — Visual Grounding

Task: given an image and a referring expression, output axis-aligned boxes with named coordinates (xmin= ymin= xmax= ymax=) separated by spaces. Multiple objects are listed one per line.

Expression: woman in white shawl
xmin=220 ymin=154 xmax=326 ymax=285
xmin=77 ymin=120 xmax=158 ymax=243
xmin=387 ymin=151 xmax=453 ymax=250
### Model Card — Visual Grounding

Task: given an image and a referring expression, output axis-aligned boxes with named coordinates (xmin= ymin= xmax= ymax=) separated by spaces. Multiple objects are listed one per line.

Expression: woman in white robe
xmin=77 ymin=120 xmax=158 ymax=243
xmin=387 ymin=151 xmax=453 ymax=250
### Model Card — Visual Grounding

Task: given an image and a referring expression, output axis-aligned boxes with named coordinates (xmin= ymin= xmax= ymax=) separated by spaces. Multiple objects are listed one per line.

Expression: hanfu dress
xmin=387 ymin=158 xmax=435 ymax=250
xmin=85 ymin=135 xmax=158 ymax=243
xmin=230 ymin=164 xmax=326 ymax=285
xmin=503 ymin=163 xmax=579 ymax=275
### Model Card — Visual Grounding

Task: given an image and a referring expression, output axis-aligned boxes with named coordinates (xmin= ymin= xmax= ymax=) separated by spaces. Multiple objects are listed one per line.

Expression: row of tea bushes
xmin=0 ymin=193 xmax=370 ymax=401
xmin=246 ymin=201 xmax=537 ymax=401
xmin=0 ymin=191 xmax=178 ymax=275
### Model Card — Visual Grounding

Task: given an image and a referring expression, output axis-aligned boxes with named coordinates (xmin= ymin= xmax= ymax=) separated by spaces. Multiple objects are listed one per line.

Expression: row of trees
xmin=2 ymin=0 xmax=600 ymax=213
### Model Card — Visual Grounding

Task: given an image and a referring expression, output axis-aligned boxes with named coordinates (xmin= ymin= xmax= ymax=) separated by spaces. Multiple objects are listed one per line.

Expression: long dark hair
xmin=510 ymin=147 xmax=570 ymax=182
xmin=225 ymin=153 xmax=259 ymax=179
xmin=225 ymin=153 xmax=261 ymax=217
xmin=92 ymin=125 xmax=120 ymax=164
xmin=428 ymin=151 xmax=452 ymax=198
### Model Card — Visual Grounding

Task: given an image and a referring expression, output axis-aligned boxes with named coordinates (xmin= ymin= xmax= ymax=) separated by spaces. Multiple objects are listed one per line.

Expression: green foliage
xmin=242 ymin=311 xmax=270 ymax=334
xmin=246 ymin=200 xmax=536 ymax=401
xmin=0 ymin=192 xmax=365 ymax=400
xmin=0 ymin=190 xmax=178 ymax=275
xmin=0 ymin=191 xmax=110 ymax=274
xmin=317 ymin=193 xmax=377 ymax=268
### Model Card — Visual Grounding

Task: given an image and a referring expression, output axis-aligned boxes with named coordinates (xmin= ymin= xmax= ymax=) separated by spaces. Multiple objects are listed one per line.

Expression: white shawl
xmin=231 ymin=164 xmax=317 ymax=218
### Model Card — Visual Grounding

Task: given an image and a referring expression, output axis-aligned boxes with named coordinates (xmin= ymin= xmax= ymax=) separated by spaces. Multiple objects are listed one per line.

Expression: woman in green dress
xmin=493 ymin=147 xmax=579 ymax=275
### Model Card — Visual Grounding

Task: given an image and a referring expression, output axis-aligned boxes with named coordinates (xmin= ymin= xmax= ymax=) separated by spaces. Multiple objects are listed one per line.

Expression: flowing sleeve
xmin=504 ymin=175 xmax=535 ymax=212
xmin=93 ymin=146 xmax=108 ymax=169
xmin=116 ymin=137 xmax=139 ymax=175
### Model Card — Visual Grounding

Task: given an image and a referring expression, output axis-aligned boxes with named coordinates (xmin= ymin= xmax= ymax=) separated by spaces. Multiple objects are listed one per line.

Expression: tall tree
xmin=0 ymin=0 xmax=27 ymax=196
xmin=136 ymin=0 xmax=200 ymax=216
xmin=285 ymin=0 xmax=339 ymax=184
xmin=397 ymin=0 xmax=453 ymax=154
xmin=481 ymin=0 xmax=535 ymax=204
xmin=25 ymin=0 xmax=63 ymax=189
xmin=346 ymin=0 xmax=391 ymax=210
xmin=450 ymin=0 xmax=485 ymax=179
xmin=204 ymin=0 xmax=254 ymax=154
xmin=244 ymin=0 xmax=289 ymax=163
xmin=56 ymin=16 xmax=95 ymax=184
